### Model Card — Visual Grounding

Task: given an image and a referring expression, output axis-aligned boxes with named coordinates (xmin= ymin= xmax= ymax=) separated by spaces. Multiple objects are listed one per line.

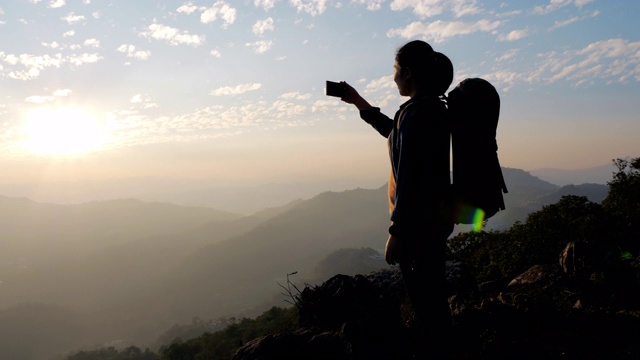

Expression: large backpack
xmin=447 ymin=78 xmax=508 ymax=228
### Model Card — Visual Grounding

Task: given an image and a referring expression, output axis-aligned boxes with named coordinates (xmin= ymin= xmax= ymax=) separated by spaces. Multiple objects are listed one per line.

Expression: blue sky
xmin=1 ymin=0 xmax=639 ymax=190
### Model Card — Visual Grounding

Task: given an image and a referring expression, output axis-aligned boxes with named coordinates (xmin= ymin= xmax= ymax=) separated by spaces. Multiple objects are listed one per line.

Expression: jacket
xmin=360 ymin=95 xmax=452 ymax=237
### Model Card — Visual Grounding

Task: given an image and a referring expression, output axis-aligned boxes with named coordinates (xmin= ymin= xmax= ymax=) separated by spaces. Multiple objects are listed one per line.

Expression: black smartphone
xmin=325 ymin=80 xmax=345 ymax=97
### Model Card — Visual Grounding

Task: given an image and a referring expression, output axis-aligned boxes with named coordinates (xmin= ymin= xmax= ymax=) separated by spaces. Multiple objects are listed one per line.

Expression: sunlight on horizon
xmin=20 ymin=108 xmax=107 ymax=157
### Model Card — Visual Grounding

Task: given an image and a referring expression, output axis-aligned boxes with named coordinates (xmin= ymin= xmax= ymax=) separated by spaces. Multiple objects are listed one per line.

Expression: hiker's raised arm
xmin=340 ymin=82 xmax=393 ymax=137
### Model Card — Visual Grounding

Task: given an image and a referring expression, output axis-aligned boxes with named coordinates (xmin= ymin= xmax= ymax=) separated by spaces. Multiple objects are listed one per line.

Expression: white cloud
xmin=246 ymin=40 xmax=273 ymax=54
xmin=289 ymin=0 xmax=328 ymax=16
xmin=533 ymin=0 xmax=594 ymax=15
xmin=280 ymin=92 xmax=312 ymax=100
xmin=1 ymin=52 xmax=70 ymax=80
xmin=201 ymin=1 xmax=237 ymax=28
xmin=140 ymin=23 xmax=204 ymax=46
xmin=61 ymin=12 xmax=84 ymax=24
xmin=210 ymin=83 xmax=262 ymax=96
xmin=84 ymin=38 xmax=100 ymax=48
xmin=42 ymin=41 xmax=60 ymax=48
xmin=498 ymin=29 xmax=528 ymax=42
xmin=25 ymin=95 xmax=55 ymax=103
xmin=351 ymin=0 xmax=385 ymax=11
xmin=177 ymin=2 xmax=200 ymax=14
xmin=390 ymin=0 xmax=481 ymax=18
xmin=255 ymin=0 xmax=276 ymax=11
xmin=365 ymin=75 xmax=395 ymax=93
xmin=387 ymin=19 xmax=501 ymax=43
xmin=253 ymin=17 xmax=274 ymax=36
xmin=67 ymin=53 xmax=102 ymax=66
xmin=480 ymin=71 xmax=519 ymax=92
xmin=53 ymin=88 xmax=72 ymax=96
xmin=210 ymin=49 xmax=222 ymax=58
xmin=48 ymin=0 xmax=65 ymax=8
xmin=117 ymin=44 xmax=151 ymax=60
xmin=63 ymin=30 xmax=75 ymax=37
xmin=131 ymin=94 xmax=157 ymax=108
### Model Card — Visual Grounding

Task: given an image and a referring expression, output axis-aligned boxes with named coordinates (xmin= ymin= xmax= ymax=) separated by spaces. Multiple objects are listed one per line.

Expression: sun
xmin=21 ymin=108 xmax=106 ymax=156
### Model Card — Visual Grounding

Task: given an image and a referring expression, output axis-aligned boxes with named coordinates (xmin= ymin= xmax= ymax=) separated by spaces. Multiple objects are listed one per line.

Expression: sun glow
xmin=21 ymin=108 xmax=106 ymax=156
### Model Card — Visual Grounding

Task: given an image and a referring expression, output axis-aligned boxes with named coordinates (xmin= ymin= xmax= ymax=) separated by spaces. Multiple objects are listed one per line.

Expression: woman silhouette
xmin=340 ymin=40 xmax=454 ymax=356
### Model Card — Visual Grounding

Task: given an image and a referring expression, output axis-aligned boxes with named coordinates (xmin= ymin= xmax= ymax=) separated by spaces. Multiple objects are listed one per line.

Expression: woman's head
xmin=394 ymin=40 xmax=453 ymax=96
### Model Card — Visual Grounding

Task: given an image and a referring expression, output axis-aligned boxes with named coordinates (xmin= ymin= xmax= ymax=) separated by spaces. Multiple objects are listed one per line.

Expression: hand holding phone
xmin=325 ymin=80 xmax=345 ymax=98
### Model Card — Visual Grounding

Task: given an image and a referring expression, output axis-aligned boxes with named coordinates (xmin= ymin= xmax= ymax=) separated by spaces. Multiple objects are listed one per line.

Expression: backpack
xmin=447 ymin=78 xmax=508 ymax=228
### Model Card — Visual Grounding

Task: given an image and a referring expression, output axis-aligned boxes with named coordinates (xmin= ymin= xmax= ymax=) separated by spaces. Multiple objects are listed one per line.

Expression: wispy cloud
xmin=530 ymin=38 xmax=640 ymax=85
xmin=550 ymin=16 xmax=578 ymax=30
xmin=210 ymin=83 xmax=263 ymax=96
xmin=496 ymin=49 xmax=519 ymax=62
xmin=352 ymin=0 xmax=385 ymax=11
xmin=390 ymin=0 xmax=482 ymax=18
xmin=140 ymin=23 xmax=204 ymax=46
xmin=279 ymin=92 xmax=312 ymax=100
xmin=549 ymin=10 xmax=599 ymax=31
xmin=387 ymin=19 xmax=501 ymax=43
xmin=289 ymin=0 xmax=328 ymax=16
xmin=533 ymin=0 xmax=594 ymax=15
xmin=498 ymin=28 xmax=528 ymax=42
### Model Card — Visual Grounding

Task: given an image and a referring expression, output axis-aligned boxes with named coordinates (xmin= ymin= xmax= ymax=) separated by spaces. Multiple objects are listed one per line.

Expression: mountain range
xmin=0 ymin=163 xmax=614 ymax=215
xmin=0 ymin=167 xmax=610 ymax=359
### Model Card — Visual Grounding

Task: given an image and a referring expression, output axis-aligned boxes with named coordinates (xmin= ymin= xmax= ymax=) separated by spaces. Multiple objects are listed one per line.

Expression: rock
xmin=559 ymin=241 xmax=577 ymax=275
xmin=504 ymin=264 xmax=577 ymax=311
xmin=233 ymin=263 xmax=480 ymax=360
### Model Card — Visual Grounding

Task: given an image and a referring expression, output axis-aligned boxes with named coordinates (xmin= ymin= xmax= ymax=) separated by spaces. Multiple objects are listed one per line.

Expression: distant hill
xmin=0 ymin=196 xmax=241 ymax=268
xmin=530 ymin=163 xmax=617 ymax=186
xmin=463 ymin=168 xmax=608 ymax=231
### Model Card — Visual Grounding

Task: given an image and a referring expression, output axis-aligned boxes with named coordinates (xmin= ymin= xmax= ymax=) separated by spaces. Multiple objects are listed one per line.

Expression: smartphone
xmin=325 ymin=80 xmax=345 ymax=98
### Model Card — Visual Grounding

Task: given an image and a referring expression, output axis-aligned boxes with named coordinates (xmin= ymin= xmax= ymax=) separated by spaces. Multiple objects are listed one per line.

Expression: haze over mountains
xmin=0 ymin=165 xmax=612 ymax=359
xmin=0 ymin=163 xmax=613 ymax=215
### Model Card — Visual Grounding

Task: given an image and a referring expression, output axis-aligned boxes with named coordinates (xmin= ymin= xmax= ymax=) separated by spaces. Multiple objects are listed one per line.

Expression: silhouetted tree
xmin=602 ymin=157 xmax=640 ymax=256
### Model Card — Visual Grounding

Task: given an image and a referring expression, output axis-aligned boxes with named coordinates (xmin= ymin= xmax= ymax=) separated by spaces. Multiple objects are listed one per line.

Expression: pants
xmin=399 ymin=232 xmax=452 ymax=355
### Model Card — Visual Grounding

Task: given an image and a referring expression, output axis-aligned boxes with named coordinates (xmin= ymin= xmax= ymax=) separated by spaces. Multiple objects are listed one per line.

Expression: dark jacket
xmin=360 ymin=95 xmax=452 ymax=237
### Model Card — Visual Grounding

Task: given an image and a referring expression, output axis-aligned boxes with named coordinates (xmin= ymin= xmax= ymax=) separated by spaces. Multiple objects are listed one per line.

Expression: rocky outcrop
xmin=233 ymin=261 xmax=640 ymax=359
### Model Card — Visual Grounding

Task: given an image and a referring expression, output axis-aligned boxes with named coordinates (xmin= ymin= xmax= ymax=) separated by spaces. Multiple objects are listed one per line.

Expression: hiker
xmin=339 ymin=40 xmax=454 ymax=356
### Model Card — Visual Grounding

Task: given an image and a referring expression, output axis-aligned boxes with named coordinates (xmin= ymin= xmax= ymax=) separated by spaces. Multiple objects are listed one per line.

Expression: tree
xmin=602 ymin=157 xmax=640 ymax=256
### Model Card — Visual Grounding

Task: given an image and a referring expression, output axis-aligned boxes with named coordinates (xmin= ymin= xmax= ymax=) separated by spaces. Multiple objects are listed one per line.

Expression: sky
xmin=1 ymin=0 xmax=639 ymax=194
